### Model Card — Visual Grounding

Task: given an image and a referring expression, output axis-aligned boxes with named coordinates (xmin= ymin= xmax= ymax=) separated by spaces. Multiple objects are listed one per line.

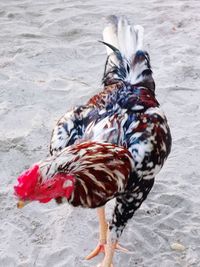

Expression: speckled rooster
xmin=14 ymin=16 xmax=171 ymax=267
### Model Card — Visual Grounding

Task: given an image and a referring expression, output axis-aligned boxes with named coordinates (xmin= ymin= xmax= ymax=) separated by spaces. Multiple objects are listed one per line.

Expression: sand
xmin=0 ymin=0 xmax=200 ymax=266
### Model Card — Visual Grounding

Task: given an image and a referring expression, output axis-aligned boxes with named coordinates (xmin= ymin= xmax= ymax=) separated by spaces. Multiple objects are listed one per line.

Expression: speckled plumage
xmin=39 ymin=142 xmax=134 ymax=208
xmin=50 ymin=17 xmax=172 ymax=242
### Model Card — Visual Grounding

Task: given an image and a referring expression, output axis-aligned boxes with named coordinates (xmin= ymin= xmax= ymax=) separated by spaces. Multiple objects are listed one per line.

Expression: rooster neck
xmin=29 ymin=173 xmax=76 ymax=203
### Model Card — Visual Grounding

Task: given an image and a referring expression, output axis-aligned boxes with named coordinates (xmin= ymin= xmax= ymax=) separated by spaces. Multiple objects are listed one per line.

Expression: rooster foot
xmin=85 ymin=242 xmax=129 ymax=260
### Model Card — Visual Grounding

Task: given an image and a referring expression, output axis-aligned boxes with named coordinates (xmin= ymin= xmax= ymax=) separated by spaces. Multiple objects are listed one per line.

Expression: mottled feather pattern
xmin=40 ymin=142 xmax=134 ymax=208
xmin=83 ymin=83 xmax=171 ymax=179
xmin=50 ymin=106 xmax=93 ymax=154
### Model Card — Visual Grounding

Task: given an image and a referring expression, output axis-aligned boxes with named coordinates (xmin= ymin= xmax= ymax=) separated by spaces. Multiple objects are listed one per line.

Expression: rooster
xmin=49 ymin=15 xmax=172 ymax=265
xmin=14 ymin=141 xmax=134 ymax=267
xmin=16 ymin=16 xmax=172 ymax=267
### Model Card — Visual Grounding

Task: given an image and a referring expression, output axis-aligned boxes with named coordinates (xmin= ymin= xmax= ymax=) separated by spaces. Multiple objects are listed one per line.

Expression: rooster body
xmin=51 ymin=81 xmax=170 ymax=180
xmin=50 ymin=17 xmax=171 ymax=241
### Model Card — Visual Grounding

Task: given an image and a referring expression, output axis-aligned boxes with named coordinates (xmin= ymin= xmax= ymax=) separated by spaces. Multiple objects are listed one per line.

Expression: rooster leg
xmin=98 ymin=207 xmax=108 ymax=244
xmin=97 ymin=207 xmax=129 ymax=254
xmin=85 ymin=207 xmax=107 ymax=260
xmin=85 ymin=207 xmax=129 ymax=260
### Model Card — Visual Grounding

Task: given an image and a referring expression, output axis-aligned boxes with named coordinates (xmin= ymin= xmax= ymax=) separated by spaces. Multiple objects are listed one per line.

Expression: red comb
xmin=14 ymin=164 xmax=39 ymax=199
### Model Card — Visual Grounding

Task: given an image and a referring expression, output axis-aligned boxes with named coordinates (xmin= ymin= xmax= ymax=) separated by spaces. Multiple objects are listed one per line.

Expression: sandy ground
xmin=0 ymin=0 xmax=200 ymax=266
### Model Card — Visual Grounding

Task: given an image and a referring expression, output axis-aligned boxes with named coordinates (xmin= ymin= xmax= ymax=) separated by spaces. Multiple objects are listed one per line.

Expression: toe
xmin=85 ymin=243 xmax=105 ymax=260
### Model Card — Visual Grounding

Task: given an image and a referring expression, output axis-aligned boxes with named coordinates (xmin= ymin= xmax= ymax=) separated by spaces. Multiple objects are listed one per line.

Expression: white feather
xmin=103 ymin=25 xmax=119 ymax=55
xmin=134 ymin=25 xmax=144 ymax=51
xmin=117 ymin=17 xmax=136 ymax=60
xmin=103 ymin=16 xmax=142 ymax=60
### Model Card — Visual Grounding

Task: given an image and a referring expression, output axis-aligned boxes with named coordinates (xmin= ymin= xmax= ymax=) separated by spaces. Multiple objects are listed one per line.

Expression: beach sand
xmin=0 ymin=0 xmax=200 ymax=266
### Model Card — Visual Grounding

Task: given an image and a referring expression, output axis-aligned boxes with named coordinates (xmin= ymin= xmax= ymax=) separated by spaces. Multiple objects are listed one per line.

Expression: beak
xmin=17 ymin=200 xmax=30 ymax=209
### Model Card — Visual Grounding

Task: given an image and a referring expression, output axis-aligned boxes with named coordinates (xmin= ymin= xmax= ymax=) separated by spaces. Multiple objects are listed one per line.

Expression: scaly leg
xmin=85 ymin=207 xmax=107 ymax=260
xmin=85 ymin=207 xmax=129 ymax=260
xmin=98 ymin=207 xmax=108 ymax=244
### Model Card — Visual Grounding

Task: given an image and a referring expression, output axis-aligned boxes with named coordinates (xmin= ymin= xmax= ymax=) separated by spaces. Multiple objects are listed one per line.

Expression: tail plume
xmin=102 ymin=16 xmax=154 ymax=91
xmin=103 ymin=16 xmax=118 ymax=56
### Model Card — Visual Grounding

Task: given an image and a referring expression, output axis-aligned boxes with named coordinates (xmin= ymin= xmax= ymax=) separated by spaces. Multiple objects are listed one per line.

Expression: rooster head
xmin=14 ymin=164 xmax=75 ymax=208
